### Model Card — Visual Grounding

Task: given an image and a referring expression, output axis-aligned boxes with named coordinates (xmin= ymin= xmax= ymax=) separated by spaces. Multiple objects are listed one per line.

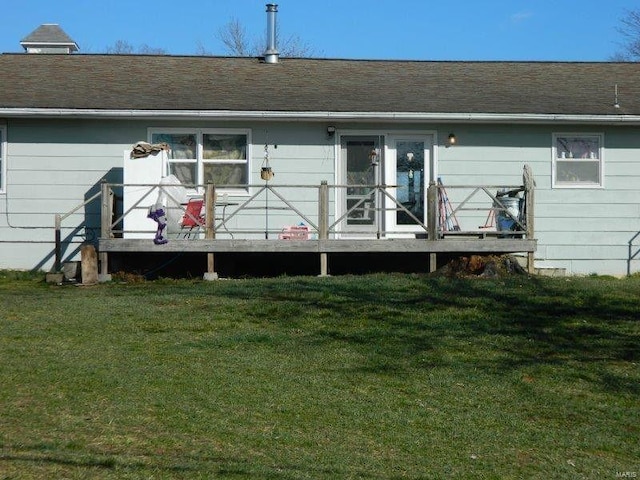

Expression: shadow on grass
xmin=0 ymin=444 xmax=389 ymax=479
xmin=0 ymin=444 xmax=204 ymax=474
xmin=213 ymin=275 xmax=640 ymax=395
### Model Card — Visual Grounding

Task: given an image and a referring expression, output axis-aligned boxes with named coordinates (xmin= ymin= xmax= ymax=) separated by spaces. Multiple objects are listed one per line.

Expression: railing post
xmin=205 ymin=183 xmax=216 ymax=241
xmin=99 ymin=180 xmax=112 ymax=282
xmin=204 ymin=182 xmax=219 ymax=280
xmin=427 ymin=180 xmax=438 ymax=272
xmin=318 ymin=181 xmax=329 ymax=276
xmin=524 ymin=166 xmax=535 ymax=274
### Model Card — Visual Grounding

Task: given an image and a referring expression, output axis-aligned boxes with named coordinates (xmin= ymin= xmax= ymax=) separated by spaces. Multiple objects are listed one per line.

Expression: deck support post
xmin=98 ymin=180 xmax=112 ymax=282
xmin=46 ymin=214 xmax=65 ymax=283
xmin=54 ymin=214 xmax=62 ymax=273
xmin=427 ymin=180 xmax=438 ymax=272
xmin=318 ymin=180 xmax=329 ymax=276
xmin=204 ymin=183 xmax=219 ymax=280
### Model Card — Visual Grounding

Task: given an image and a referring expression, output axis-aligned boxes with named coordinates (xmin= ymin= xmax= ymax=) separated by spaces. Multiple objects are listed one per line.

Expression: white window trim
xmin=0 ymin=125 xmax=5 ymax=194
xmin=148 ymin=127 xmax=252 ymax=195
xmin=552 ymin=132 xmax=604 ymax=189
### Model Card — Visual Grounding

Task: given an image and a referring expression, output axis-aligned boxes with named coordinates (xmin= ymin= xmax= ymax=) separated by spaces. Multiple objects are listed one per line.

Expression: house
xmin=1 ymin=17 xmax=639 ymax=277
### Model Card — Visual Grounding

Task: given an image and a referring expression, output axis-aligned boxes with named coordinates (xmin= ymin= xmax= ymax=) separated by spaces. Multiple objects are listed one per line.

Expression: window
xmin=150 ymin=129 xmax=250 ymax=191
xmin=0 ymin=126 xmax=5 ymax=193
xmin=552 ymin=133 xmax=603 ymax=188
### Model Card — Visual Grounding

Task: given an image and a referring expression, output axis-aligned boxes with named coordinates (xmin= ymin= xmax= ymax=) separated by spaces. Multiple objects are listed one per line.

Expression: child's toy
xmin=147 ymin=202 xmax=168 ymax=245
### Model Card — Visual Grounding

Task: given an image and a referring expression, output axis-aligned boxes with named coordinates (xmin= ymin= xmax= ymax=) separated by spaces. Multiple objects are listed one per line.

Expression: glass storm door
xmin=340 ymin=135 xmax=383 ymax=233
xmin=385 ymin=135 xmax=432 ymax=233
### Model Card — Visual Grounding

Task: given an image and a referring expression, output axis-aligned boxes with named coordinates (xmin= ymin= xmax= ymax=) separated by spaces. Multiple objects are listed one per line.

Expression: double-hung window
xmin=552 ymin=133 xmax=604 ymax=188
xmin=150 ymin=128 xmax=250 ymax=192
xmin=0 ymin=125 xmax=5 ymax=193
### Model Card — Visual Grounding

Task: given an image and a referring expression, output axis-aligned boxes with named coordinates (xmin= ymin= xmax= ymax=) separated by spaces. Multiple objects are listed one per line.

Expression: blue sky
xmin=1 ymin=0 xmax=637 ymax=61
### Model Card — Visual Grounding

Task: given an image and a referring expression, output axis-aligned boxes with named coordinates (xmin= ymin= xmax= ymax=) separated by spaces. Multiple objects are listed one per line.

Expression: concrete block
xmin=45 ymin=272 xmax=64 ymax=284
xmin=203 ymin=272 xmax=219 ymax=281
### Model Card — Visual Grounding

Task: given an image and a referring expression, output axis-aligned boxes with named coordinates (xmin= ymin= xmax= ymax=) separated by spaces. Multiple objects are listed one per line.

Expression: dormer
xmin=20 ymin=24 xmax=79 ymax=54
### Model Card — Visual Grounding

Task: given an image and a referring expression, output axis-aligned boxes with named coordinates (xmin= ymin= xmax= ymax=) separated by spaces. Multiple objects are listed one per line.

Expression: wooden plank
xmin=319 ymin=239 xmax=536 ymax=253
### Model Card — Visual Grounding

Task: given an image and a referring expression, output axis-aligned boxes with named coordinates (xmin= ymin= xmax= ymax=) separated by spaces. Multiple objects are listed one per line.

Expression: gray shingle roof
xmin=0 ymin=54 xmax=639 ymax=117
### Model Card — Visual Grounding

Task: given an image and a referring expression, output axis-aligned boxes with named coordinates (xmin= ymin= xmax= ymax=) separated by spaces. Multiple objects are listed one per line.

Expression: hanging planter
xmin=260 ymin=166 xmax=274 ymax=181
xmin=261 ymin=144 xmax=274 ymax=181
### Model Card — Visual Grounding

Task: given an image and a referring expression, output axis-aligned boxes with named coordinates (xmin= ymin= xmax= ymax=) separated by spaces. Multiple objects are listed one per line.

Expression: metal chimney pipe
xmin=264 ymin=3 xmax=279 ymax=64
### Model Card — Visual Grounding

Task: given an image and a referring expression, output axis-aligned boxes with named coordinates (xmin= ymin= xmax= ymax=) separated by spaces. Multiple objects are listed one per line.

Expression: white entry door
xmin=384 ymin=135 xmax=433 ymax=234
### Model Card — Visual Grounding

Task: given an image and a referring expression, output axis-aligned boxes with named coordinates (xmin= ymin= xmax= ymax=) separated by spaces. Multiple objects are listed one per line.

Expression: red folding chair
xmin=179 ymin=198 xmax=205 ymax=238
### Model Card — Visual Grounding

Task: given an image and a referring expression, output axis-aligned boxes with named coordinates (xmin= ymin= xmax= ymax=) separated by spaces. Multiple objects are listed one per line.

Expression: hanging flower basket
xmin=260 ymin=166 xmax=274 ymax=181
xmin=261 ymin=143 xmax=275 ymax=181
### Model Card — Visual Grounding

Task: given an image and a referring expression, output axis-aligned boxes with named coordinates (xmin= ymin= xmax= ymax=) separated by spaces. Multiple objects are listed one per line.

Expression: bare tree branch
xmin=613 ymin=9 xmax=640 ymax=61
xmin=279 ymin=33 xmax=316 ymax=58
xmin=105 ymin=40 xmax=135 ymax=54
xmin=195 ymin=40 xmax=213 ymax=56
xmin=214 ymin=17 xmax=318 ymax=57
xmin=137 ymin=44 xmax=167 ymax=55
xmin=217 ymin=17 xmax=251 ymax=56
xmin=105 ymin=40 xmax=167 ymax=55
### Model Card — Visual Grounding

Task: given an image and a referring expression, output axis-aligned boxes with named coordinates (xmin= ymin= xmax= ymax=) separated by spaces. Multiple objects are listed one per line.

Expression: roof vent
xmin=263 ymin=4 xmax=279 ymax=64
xmin=20 ymin=24 xmax=79 ymax=54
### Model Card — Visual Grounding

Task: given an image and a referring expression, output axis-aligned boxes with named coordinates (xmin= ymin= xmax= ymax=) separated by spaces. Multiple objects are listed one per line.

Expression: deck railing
xmin=53 ymin=172 xmax=535 ymax=277
xmin=99 ymin=180 xmax=533 ymax=241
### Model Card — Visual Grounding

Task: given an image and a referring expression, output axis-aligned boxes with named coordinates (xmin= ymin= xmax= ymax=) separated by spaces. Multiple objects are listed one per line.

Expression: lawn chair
xmin=179 ymin=198 xmax=205 ymax=238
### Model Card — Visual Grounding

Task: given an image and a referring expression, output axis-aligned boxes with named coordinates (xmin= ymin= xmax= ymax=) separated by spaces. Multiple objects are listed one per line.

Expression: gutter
xmin=1 ymin=108 xmax=639 ymax=125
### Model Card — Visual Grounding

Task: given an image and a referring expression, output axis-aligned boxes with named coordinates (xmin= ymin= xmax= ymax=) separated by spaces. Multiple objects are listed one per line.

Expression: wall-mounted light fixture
xmin=327 ymin=125 xmax=336 ymax=137
xmin=447 ymin=133 xmax=457 ymax=146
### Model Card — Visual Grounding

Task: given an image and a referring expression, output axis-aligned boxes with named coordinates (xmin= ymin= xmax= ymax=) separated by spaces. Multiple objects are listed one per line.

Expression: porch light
xmin=326 ymin=125 xmax=336 ymax=137
xmin=448 ymin=133 xmax=457 ymax=146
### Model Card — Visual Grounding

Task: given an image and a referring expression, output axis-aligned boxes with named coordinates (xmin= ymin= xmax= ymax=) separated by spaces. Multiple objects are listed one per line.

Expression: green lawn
xmin=1 ymin=272 xmax=638 ymax=479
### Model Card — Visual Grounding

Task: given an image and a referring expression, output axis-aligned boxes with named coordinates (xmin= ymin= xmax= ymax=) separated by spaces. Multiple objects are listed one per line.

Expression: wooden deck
xmin=85 ymin=177 xmax=537 ymax=279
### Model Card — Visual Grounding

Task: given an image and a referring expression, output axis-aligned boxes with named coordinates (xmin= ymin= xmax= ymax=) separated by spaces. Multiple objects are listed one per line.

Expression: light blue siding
xmin=1 ymin=119 xmax=639 ymax=274
xmin=435 ymin=124 xmax=640 ymax=274
xmin=1 ymin=119 xmax=142 ymax=269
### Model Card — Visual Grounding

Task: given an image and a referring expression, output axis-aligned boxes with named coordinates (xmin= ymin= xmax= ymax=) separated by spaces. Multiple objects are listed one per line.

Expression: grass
xmin=0 ymin=271 xmax=639 ymax=479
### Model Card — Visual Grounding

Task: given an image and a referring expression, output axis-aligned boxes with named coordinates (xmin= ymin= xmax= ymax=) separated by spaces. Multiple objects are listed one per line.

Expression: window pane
xmin=396 ymin=141 xmax=425 ymax=225
xmin=344 ymin=138 xmax=378 ymax=226
xmin=556 ymin=161 xmax=599 ymax=183
xmin=169 ymin=162 xmax=197 ymax=185
xmin=203 ymin=134 xmax=246 ymax=160
xmin=556 ymin=136 xmax=599 ymax=159
xmin=346 ymin=140 xmax=376 ymax=194
xmin=203 ymin=163 xmax=247 ymax=185
xmin=151 ymin=133 xmax=196 ymax=159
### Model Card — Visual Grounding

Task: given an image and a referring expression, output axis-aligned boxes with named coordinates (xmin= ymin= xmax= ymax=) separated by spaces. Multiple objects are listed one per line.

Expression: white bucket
xmin=494 ymin=197 xmax=521 ymax=231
